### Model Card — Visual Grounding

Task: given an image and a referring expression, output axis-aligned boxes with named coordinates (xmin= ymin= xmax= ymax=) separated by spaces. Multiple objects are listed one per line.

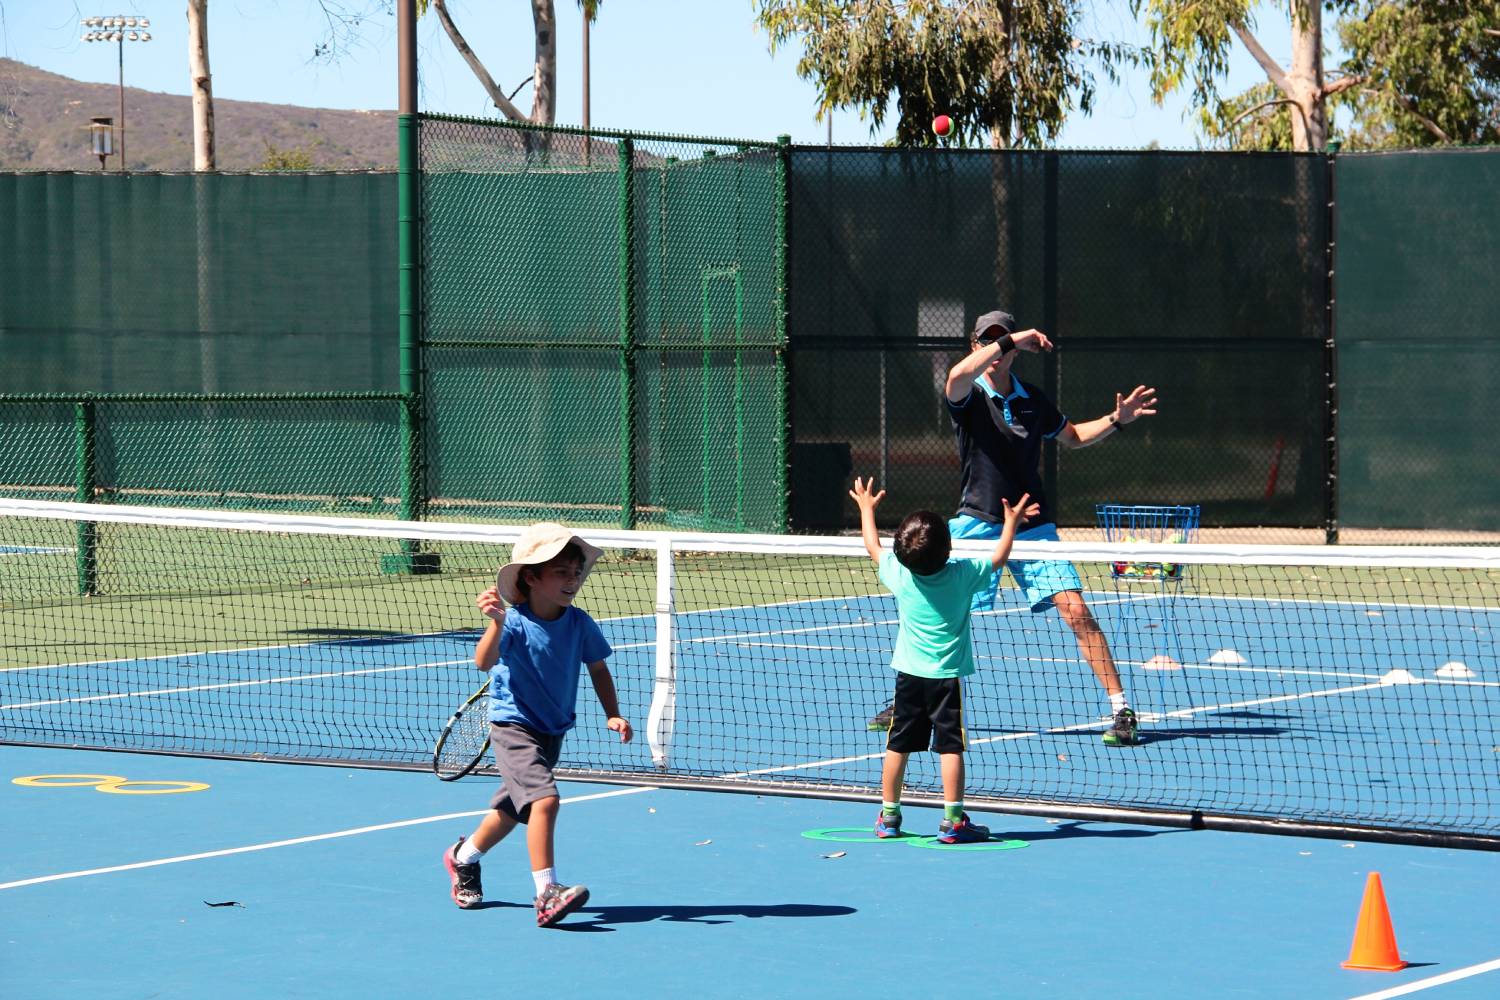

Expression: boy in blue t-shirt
xmin=442 ymin=523 xmax=632 ymax=927
xmin=849 ymin=477 xmax=1036 ymax=843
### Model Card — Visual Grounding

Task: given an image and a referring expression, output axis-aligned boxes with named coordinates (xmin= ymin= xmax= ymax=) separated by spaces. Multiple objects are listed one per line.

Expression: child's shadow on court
xmin=470 ymin=901 xmax=857 ymax=932
xmin=564 ymin=902 xmax=857 ymax=932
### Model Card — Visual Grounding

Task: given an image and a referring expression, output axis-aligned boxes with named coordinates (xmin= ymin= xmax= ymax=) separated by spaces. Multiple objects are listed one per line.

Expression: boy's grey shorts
xmin=487 ymin=722 xmax=566 ymax=824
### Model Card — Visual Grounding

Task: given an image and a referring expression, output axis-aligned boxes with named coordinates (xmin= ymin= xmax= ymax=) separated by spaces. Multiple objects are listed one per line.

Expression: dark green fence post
xmin=774 ymin=134 xmax=791 ymax=531
xmin=618 ymin=137 xmax=638 ymax=529
xmin=1324 ymin=139 xmax=1341 ymax=544
xmin=398 ymin=112 xmax=425 ymax=540
xmin=1041 ymin=151 xmax=1060 ymax=510
xmin=73 ymin=399 xmax=97 ymax=595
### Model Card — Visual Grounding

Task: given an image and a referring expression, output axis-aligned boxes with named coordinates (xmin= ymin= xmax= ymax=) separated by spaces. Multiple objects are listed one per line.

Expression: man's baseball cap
xmin=970 ymin=310 xmax=1017 ymax=340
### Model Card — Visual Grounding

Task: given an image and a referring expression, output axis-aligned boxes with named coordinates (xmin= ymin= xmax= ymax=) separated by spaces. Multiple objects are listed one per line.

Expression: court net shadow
xmin=283 ymin=627 xmax=481 ymax=646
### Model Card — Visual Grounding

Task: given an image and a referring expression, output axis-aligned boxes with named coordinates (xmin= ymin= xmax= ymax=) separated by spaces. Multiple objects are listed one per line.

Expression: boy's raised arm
xmin=989 ymin=492 xmax=1040 ymax=570
xmin=848 ymin=477 xmax=886 ymax=566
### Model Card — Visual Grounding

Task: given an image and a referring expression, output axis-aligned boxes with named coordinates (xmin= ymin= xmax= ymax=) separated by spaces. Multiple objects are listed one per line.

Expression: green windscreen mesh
xmin=0 ymin=172 xmax=402 ymax=513
xmin=4 ymin=144 xmax=1498 ymax=541
xmin=787 ymin=148 xmax=1328 ymax=533
xmin=1335 ymin=150 xmax=1500 ymax=533
xmin=418 ymin=117 xmax=787 ymax=531
xmin=0 ymin=172 xmax=397 ymax=394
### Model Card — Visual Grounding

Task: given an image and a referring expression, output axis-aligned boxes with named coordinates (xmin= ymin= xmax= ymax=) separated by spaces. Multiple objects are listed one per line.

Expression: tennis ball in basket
xmin=932 ymin=115 xmax=952 ymax=137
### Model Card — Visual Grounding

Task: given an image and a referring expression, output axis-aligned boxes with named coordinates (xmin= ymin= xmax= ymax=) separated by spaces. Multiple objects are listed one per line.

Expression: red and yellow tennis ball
xmin=932 ymin=114 xmax=953 ymax=137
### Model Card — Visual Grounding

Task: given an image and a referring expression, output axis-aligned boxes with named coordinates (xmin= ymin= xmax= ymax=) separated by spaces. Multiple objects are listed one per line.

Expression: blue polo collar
xmin=974 ymin=372 xmax=1028 ymax=401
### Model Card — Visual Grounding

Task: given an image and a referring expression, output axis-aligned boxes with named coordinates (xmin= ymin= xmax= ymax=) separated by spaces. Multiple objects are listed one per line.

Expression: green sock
xmin=944 ymin=802 xmax=964 ymax=823
xmin=881 ymin=801 xmax=902 ymax=818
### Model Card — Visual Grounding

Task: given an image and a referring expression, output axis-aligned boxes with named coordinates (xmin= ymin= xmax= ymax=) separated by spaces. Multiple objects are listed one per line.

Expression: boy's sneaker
xmin=866 ymin=705 xmax=894 ymax=731
xmin=535 ymin=882 xmax=590 ymax=928
xmin=1102 ymin=707 xmax=1141 ymax=746
xmin=443 ymin=838 xmax=483 ymax=909
xmin=936 ymin=814 xmax=990 ymax=844
xmin=874 ymin=811 xmax=904 ymax=839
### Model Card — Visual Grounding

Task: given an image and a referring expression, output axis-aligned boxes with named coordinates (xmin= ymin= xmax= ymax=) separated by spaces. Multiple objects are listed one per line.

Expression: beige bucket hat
xmin=495 ymin=522 xmax=604 ymax=605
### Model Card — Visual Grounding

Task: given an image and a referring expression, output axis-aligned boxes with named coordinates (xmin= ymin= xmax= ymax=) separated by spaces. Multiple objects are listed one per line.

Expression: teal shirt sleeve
xmin=965 ymin=557 xmax=993 ymax=594
xmin=877 ymin=550 xmax=905 ymax=591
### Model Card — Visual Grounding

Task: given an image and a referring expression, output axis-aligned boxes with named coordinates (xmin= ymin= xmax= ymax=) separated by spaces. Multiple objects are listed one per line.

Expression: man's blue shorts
xmin=949 ymin=514 xmax=1084 ymax=613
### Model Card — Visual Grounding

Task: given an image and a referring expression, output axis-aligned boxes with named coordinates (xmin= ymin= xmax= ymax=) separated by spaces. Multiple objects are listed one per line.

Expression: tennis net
xmin=2 ymin=498 xmax=1497 ymax=849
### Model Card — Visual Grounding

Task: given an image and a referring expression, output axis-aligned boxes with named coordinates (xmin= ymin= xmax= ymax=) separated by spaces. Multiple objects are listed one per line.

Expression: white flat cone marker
xmin=1142 ymin=655 xmax=1181 ymax=671
xmin=1435 ymin=661 xmax=1474 ymax=679
xmin=1208 ymin=649 xmax=1246 ymax=665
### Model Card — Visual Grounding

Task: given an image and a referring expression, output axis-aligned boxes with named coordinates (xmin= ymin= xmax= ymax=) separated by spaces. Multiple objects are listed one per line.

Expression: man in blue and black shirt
xmin=871 ymin=309 xmax=1158 ymax=746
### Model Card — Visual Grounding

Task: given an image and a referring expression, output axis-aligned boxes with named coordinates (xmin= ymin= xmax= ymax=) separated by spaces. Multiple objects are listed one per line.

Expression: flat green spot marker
xmin=801 ymin=827 xmax=912 ymax=844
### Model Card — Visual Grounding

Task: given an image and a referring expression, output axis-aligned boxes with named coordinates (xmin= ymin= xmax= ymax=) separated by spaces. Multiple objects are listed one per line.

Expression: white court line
xmin=0 ymin=785 xmax=654 ymax=891
xmin=0 ymin=627 xmax=479 ymax=674
xmin=1347 ymin=957 xmax=1500 ymax=999
xmin=1163 ymin=677 xmax=1413 ymax=719
xmin=0 ymin=659 xmax=469 ymax=712
xmin=1184 ymin=591 xmax=1500 ymax=616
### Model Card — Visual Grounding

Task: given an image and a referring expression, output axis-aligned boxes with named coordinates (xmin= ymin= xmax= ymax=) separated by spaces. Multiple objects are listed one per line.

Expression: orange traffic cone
xmin=1342 ymin=872 xmax=1407 ymax=971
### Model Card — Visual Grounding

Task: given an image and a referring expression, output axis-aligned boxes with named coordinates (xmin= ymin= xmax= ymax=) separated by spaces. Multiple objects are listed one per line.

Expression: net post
xmin=397 ymin=113 xmax=423 ymax=526
xmin=617 ymin=136 xmax=638 ymax=530
xmin=773 ymin=134 xmax=791 ymax=531
xmin=1041 ymin=151 xmax=1060 ymax=507
xmin=72 ymin=399 xmax=97 ymax=595
xmin=646 ymin=537 xmax=676 ymax=768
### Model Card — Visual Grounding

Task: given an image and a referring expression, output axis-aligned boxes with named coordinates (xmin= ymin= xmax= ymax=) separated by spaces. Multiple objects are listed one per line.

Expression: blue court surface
xmin=12 ymin=582 xmax=1498 ymax=837
xmin=3 ymin=743 xmax=1499 ymax=1000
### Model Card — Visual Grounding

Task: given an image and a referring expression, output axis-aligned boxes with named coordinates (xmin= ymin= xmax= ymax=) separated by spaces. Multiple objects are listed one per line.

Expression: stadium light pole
xmin=81 ymin=15 xmax=152 ymax=171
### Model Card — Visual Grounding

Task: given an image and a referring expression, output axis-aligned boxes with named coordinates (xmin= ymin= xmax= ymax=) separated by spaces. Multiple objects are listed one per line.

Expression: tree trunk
xmin=531 ymin=0 xmax=557 ymax=124
xmin=187 ymin=0 xmax=215 ymax=171
xmin=432 ymin=0 xmax=529 ymax=121
xmin=1288 ymin=0 xmax=1326 ymax=151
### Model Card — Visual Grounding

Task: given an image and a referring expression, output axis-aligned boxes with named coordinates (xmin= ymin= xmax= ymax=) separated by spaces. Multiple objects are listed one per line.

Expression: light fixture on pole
xmin=89 ymin=116 xmax=114 ymax=169
xmin=81 ymin=16 xmax=151 ymax=171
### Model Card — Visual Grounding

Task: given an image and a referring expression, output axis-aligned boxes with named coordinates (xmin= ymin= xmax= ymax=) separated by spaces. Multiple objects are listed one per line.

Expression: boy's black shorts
xmin=886 ymin=673 xmax=967 ymax=754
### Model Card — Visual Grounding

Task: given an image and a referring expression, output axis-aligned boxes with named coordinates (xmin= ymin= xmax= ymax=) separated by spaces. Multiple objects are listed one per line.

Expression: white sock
xmin=1109 ymin=692 xmax=1129 ymax=714
xmin=455 ymin=840 xmax=485 ymax=866
xmin=532 ymin=867 xmax=557 ymax=896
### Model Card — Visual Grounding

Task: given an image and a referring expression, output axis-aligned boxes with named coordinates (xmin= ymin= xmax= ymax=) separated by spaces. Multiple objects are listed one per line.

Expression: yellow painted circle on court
xmin=96 ymin=779 xmax=210 ymax=795
xmin=12 ymin=774 xmax=210 ymax=794
xmin=13 ymin=774 xmax=125 ymax=787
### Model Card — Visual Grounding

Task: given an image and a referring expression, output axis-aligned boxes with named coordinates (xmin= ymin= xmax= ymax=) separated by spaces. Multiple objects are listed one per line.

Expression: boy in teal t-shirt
xmin=849 ymin=476 xmax=1036 ymax=843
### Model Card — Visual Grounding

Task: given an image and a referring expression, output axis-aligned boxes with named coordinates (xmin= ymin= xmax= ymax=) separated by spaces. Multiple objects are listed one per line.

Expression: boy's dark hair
xmin=514 ymin=542 xmax=584 ymax=599
xmin=894 ymin=511 xmax=951 ymax=576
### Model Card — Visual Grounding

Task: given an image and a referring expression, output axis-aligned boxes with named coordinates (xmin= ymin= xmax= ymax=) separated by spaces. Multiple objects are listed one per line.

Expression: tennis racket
xmin=432 ymin=681 xmax=492 ymax=781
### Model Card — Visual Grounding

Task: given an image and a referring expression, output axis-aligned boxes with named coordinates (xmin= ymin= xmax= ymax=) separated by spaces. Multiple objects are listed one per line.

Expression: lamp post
xmin=81 ymin=16 xmax=151 ymax=171
xmin=89 ymin=116 xmax=114 ymax=169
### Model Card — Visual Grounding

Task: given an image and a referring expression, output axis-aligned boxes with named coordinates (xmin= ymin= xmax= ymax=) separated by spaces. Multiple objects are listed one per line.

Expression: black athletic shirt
xmin=946 ymin=373 xmax=1068 ymax=525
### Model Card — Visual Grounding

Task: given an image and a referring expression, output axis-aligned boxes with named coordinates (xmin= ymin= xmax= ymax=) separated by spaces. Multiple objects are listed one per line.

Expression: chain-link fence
xmin=787 ymin=148 xmax=1331 ymax=537
xmin=0 ymin=171 xmax=403 ymax=523
xmin=2 ymin=138 xmax=1497 ymax=543
xmin=418 ymin=116 xmax=787 ymax=532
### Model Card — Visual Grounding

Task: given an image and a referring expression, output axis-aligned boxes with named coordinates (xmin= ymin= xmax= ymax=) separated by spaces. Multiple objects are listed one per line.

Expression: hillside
xmin=0 ymin=58 xmax=396 ymax=171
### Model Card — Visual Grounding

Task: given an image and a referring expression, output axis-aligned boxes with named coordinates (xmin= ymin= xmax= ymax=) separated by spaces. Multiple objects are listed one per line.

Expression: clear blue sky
xmin=2 ymin=1 xmax=1291 ymax=149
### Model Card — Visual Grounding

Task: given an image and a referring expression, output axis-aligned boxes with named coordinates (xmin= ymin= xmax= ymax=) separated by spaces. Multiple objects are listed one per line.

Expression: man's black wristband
xmin=1111 ymin=415 xmax=1126 ymax=433
xmin=998 ymin=334 xmax=1015 ymax=354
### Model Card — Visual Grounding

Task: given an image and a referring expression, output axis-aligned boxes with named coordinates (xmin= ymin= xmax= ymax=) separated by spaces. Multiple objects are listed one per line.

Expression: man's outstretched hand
xmin=1115 ymin=385 xmax=1158 ymax=425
